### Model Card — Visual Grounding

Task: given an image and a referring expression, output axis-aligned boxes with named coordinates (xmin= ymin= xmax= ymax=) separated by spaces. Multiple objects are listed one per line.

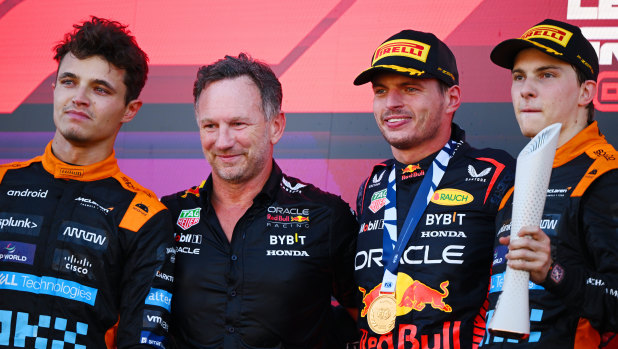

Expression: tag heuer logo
xmin=368 ymin=189 xmax=388 ymax=213
xmin=177 ymin=208 xmax=201 ymax=230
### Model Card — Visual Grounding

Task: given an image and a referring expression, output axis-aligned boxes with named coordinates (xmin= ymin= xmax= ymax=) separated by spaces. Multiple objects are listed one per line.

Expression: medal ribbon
xmin=380 ymin=140 xmax=458 ymax=293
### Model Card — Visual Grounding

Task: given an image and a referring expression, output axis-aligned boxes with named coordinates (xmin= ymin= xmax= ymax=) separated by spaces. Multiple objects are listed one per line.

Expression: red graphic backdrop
xmin=0 ymin=0 xmax=617 ymax=205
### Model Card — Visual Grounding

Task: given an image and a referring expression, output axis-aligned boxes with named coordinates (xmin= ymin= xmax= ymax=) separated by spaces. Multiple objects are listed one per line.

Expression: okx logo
xmin=0 ymin=311 xmax=88 ymax=347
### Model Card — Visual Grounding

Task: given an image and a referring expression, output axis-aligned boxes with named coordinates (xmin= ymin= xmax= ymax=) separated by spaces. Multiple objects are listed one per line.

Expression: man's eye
xmin=95 ymin=87 xmax=110 ymax=94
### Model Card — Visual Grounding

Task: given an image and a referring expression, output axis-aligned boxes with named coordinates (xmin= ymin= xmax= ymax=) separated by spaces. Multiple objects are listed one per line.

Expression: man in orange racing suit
xmin=0 ymin=17 xmax=175 ymax=348
xmin=352 ymin=29 xmax=515 ymax=348
xmin=482 ymin=19 xmax=618 ymax=348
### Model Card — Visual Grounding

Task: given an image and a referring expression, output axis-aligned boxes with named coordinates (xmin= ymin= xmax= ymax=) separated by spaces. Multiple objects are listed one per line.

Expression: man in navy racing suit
xmin=482 ymin=19 xmax=618 ymax=348
xmin=0 ymin=17 xmax=175 ymax=348
xmin=352 ymin=29 xmax=515 ymax=348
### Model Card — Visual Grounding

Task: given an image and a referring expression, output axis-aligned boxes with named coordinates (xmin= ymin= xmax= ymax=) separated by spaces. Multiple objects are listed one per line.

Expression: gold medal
xmin=367 ymin=293 xmax=397 ymax=334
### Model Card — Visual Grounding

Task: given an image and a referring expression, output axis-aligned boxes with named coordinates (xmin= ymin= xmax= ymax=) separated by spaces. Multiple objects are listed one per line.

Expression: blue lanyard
xmin=380 ymin=140 xmax=457 ymax=293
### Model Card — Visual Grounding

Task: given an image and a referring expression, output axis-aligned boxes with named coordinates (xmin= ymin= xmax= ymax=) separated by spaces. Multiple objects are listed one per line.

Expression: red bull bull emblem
xmin=290 ymin=215 xmax=309 ymax=222
xmin=401 ymin=164 xmax=425 ymax=180
xmin=398 ymin=279 xmax=451 ymax=312
xmin=360 ymin=274 xmax=451 ymax=318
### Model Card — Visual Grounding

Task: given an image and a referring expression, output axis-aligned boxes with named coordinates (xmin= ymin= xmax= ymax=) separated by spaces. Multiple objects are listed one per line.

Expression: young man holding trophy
xmin=484 ymin=19 xmax=618 ymax=348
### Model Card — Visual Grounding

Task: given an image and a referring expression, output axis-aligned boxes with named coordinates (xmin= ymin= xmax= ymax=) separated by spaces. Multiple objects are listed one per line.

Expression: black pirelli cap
xmin=491 ymin=19 xmax=598 ymax=81
xmin=354 ymin=29 xmax=459 ymax=87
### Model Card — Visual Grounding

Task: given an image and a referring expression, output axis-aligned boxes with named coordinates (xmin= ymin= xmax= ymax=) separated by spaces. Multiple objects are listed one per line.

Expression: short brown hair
xmin=54 ymin=16 xmax=149 ymax=105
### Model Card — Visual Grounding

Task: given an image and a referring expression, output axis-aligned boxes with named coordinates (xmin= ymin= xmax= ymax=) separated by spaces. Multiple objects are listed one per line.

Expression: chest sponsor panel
xmin=0 ymin=311 xmax=89 ymax=347
xmin=0 ymin=212 xmax=43 ymax=236
xmin=143 ymin=309 xmax=169 ymax=331
xmin=266 ymin=231 xmax=311 ymax=257
xmin=266 ymin=205 xmax=310 ymax=228
xmin=430 ymin=189 xmax=474 ymax=206
xmin=0 ymin=271 xmax=97 ymax=305
xmin=57 ymin=221 xmax=108 ymax=251
xmin=355 ymin=245 xmax=465 ymax=270
xmin=497 ymin=213 xmax=561 ymax=238
xmin=0 ymin=241 xmax=35 ymax=265
xmin=51 ymin=248 xmax=96 ymax=282
xmin=6 ymin=188 xmax=49 ymax=199
xmin=176 ymin=208 xmax=201 ymax=230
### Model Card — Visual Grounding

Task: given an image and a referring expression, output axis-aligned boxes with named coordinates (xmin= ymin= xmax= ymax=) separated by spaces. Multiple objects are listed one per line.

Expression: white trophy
xmin=488 ymin=123 xmax=562 ymax=339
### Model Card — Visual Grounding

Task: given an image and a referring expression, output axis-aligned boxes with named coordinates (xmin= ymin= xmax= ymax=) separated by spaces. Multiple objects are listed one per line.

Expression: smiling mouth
xmin=385 ymin=117 xmax=410 ymax=123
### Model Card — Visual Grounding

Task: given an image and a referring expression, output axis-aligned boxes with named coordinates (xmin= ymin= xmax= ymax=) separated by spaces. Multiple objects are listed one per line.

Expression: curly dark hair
xmin=54 ymin=16 xmax=149 ymax=105
xmin=193 ymin=53 xmax=282 ymax=120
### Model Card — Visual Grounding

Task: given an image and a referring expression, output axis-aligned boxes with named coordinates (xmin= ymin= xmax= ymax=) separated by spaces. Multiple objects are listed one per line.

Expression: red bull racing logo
xmin=401 ymin=164 xmax=425 ymax=180
xmin=359 ymin=274 xmax=452 ymax=318
xmin=290 ymin=216 xmax=310 ymax=223
xmin=358 ymin=273 xmax=461 ymax=348
xmin=266 ymin=206 xmax=310 ymax=228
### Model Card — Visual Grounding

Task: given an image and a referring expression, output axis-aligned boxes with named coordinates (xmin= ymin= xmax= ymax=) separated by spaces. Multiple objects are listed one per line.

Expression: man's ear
xmin=269 ymin=112 xmax=286 ymax=145
xmin=445 ymin=85 xmax=461 ymax=115
xmin=121 ymin=99 xmax=143 ymax=123
xmin=578 ymin=80 xmax=596 ymax=107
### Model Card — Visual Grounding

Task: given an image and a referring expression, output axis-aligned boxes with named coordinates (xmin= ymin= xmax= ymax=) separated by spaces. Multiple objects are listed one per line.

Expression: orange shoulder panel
xmin=114 ymin=172 xmax=167 ymax=233
xmin=0 ymin=157 xmax=42 ymax=183
xmin=572 ymin=143 xmax=618 ymax=198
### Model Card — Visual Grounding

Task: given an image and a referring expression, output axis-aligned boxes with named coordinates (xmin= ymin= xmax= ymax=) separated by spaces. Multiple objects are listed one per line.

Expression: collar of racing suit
xmin=553 ymin=121 xmax=607 ymax=168
xmin=41 ymin=141 xmax=120 ymax=181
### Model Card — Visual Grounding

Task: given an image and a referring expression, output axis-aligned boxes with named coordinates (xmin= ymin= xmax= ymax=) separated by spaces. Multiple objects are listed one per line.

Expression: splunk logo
xmin=0 ymin=212 xmax=43 ymax=236
xmin=0 ymin=271 xmax=97 ymax=305
xmin=58 ymin=221 xmax=108 ymax=250
xmin=0 ymin=311 xmax=88 ymax=347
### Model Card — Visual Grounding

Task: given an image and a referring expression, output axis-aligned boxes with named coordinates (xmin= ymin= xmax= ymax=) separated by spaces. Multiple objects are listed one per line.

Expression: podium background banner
xmin=1 ymin=0 xmax=616 ymax=205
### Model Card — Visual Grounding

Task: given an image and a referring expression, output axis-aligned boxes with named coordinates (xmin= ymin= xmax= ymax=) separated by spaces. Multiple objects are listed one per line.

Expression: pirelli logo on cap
xmin=521 ymin=25 xmax=573 ymax=47
xmin=372 ymin=39 xmax=431 ymax=64
xmin=59 ymin=168 xmax=84 ymax=178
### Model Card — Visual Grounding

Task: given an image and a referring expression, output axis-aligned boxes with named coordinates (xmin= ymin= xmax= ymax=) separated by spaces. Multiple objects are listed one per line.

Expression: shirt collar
xmin=201 ymin=159 xmax=282 ymax=209
xmin=554 ymin=121 xmax=606 ymax=167
xmin=41 ymin=142 xmax=120 ymax=181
